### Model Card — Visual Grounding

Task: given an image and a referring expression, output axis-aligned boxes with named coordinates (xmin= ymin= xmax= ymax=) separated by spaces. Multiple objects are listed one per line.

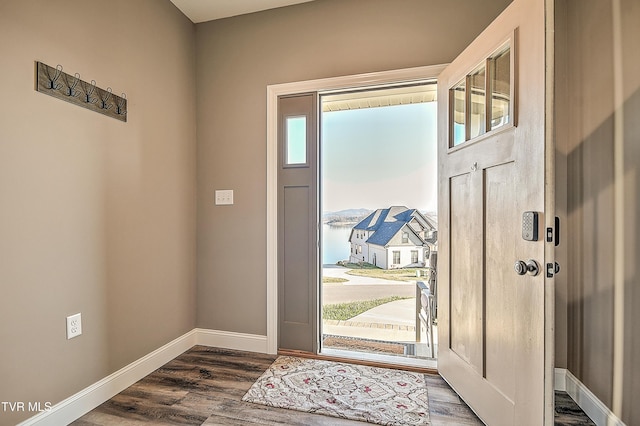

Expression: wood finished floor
xmin=73 ymin=346 xmax=591 ymax=425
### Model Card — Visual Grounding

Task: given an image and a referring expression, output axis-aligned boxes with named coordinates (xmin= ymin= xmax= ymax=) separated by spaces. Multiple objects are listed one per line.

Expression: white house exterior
xmin=348 ymin=206 xmax=437 ymax=269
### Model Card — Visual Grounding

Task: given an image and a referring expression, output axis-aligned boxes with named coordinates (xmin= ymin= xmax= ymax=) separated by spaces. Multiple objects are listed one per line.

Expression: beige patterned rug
xmin=242 ymin=356 xmax=430 ymax=425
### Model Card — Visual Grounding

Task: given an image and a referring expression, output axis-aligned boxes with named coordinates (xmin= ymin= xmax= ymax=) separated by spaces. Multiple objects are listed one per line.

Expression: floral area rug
xmin=242 ymin=356 xmax=430 ymax=425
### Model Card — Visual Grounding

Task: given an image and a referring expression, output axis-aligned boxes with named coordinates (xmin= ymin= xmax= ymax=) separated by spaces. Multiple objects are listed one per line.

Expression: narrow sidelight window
xmin=286 ymin=116 xmax=307 ymax=165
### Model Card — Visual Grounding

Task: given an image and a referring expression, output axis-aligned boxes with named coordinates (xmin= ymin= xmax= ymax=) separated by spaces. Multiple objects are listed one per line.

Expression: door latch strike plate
xmin=546 ymin=262 xmax=560 ymax=278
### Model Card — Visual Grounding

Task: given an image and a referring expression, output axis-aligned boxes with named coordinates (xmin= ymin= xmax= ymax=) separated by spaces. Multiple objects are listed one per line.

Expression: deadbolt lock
xmin=514 ymin=259 xmax=540 ymax=276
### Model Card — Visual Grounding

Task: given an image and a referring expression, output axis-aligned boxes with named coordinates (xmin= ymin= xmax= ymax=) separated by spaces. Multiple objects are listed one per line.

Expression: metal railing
xmin=415 ymin=266 xmax=437 ymax=358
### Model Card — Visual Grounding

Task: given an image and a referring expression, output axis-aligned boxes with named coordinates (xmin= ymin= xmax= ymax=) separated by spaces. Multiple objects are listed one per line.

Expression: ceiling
xmin=169 ymin=0 xmax=316 ymax=23
xmin=322 ymin=84 xmax=438 ymax=112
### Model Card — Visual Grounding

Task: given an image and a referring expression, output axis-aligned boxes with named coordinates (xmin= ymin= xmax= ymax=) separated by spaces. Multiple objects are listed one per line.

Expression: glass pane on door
xmin=469 ymin=66 xmax=486 ymax=139
xmin=450 ymin=80 xmax=466 ymax=146
xmin=489 ymin=47 xmax=510 ymax=130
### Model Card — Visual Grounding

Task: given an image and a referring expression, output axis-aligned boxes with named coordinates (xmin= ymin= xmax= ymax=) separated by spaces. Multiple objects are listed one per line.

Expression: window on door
xmin=449 ymin=41 xmax=512 ymax=147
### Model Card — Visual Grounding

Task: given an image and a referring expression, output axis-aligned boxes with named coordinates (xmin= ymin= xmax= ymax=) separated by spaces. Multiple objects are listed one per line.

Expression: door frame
xmin=266 ymin=64 xmax=446 ymax=354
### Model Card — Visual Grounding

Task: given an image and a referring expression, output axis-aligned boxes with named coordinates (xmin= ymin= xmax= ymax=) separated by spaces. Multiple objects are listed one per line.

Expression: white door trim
xmin=266 ymin=64 xmax=447 ymax=354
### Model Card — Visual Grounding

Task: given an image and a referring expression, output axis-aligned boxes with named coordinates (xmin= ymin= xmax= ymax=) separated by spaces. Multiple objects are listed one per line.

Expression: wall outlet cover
xmin=67 ymin=313 xmax=82 ymax=339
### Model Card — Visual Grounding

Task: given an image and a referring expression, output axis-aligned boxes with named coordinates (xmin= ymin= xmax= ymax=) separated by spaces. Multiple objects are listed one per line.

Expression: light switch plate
xmin=215 ymin=190 xmax=234 ymax=205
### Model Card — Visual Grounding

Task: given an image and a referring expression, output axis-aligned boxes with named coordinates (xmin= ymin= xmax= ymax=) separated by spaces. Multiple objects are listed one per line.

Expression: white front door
xmin=437 ymin=0 xmax=553 ymax=424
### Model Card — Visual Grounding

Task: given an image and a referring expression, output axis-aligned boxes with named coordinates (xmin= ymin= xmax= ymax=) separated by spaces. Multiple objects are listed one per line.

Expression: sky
xmin=321 ymin=101 xmax=437 ymax=214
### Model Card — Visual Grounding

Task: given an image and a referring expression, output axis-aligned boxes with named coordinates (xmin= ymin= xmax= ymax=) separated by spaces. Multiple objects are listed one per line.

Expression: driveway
xmin=322 ymin=264 xmax=407 ymax=285
xmin=322 ymin=265 xmax=417 ymax=304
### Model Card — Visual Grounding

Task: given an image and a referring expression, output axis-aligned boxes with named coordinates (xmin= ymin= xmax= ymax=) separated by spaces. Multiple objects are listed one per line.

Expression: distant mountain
xmin=322 ymin=208 xmax=373 ymax=225
xmin=323 ymin=208 xmax=372 ymax=218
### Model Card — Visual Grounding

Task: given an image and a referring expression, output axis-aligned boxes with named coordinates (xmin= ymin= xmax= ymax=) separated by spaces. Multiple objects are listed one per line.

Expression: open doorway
xmin=319 ymin=83 xmax=439 ymax=367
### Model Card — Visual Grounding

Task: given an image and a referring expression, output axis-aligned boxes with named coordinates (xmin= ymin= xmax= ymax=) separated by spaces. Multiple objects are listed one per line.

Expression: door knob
xmin=514 ymin=260 xmax=527 ymax=275
xmin=514 ymin=259 xmax=540 ymax=276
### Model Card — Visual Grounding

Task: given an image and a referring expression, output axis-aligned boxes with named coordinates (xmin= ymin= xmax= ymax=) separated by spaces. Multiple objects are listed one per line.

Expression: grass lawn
xmin=322 ymin=296 xmax=412 ymax=321
xmin=338 ymin=262 xmax=379 ymax=270
xmin=322 ymin=276 xmax=348 ymax=284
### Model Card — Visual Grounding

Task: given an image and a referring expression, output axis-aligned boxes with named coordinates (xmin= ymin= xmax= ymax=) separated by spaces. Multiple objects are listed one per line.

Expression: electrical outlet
xmin=215 ymin=189 xmax=234 ymax=205
xmin=66 ymin=313 xmax=82 ymax=339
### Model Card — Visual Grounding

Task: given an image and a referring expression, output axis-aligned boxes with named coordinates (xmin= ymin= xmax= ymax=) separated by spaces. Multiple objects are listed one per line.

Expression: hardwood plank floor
xmin=73 ymin=346 xmax=592 ymax=425
xmin=554 ymin=391 xmax=595 ymax=426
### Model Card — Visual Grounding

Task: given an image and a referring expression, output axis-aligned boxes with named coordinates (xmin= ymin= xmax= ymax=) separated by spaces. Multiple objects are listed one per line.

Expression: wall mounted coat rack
xmin=35 ymin=62 xmax=127 ymax=122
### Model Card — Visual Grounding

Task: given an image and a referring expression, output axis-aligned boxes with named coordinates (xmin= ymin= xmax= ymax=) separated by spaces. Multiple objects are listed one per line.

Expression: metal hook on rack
xmin=64 ymin=72 xmax=81 ymax=97
xmin=80 ymin=79 xmax=98 ymax=104
xmin=45 ymin=64 xmax=63 ymax=90
xmin=99 ymin=87 xmax=113 ymax=110
xmin=116 ymin=93 xmax=127 ymax=116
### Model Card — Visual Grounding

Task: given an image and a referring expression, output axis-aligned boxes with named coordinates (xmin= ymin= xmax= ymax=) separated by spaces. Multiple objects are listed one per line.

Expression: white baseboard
xmin=555 ymin=367 xmax=567 ymax=391
xmin=195 ymin=328 xmax=268 ymax=353
xmin=554 ymin=368 xmax=626 ymax=426
xmin=18 ymin=328 xmax=268 ymax=426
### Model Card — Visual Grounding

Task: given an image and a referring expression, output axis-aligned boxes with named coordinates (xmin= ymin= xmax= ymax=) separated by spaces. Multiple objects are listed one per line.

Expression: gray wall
xmin=555 ymin=0 xmax=640 ymax=423
xmin=194 ymin=0 xmax=513 ymax=335
xmin=0 ymin=1 xmax=196 ymax=425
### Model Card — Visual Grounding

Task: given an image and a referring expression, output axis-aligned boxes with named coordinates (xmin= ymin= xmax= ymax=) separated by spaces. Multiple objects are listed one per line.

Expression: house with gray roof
xmin=348 ymin=206 xmax=437 ymax=269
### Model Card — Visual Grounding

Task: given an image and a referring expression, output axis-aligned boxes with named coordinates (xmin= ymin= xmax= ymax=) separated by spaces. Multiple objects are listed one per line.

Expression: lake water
xmin=322 ymin=224 xmax=353 ymax=265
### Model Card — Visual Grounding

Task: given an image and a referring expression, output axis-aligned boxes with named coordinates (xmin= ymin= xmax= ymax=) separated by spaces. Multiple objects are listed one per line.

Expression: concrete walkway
xmin=323 ymin=299 xmax=418 ymax=342
xmin=351 ymin=298 xmax=417 ymax=327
